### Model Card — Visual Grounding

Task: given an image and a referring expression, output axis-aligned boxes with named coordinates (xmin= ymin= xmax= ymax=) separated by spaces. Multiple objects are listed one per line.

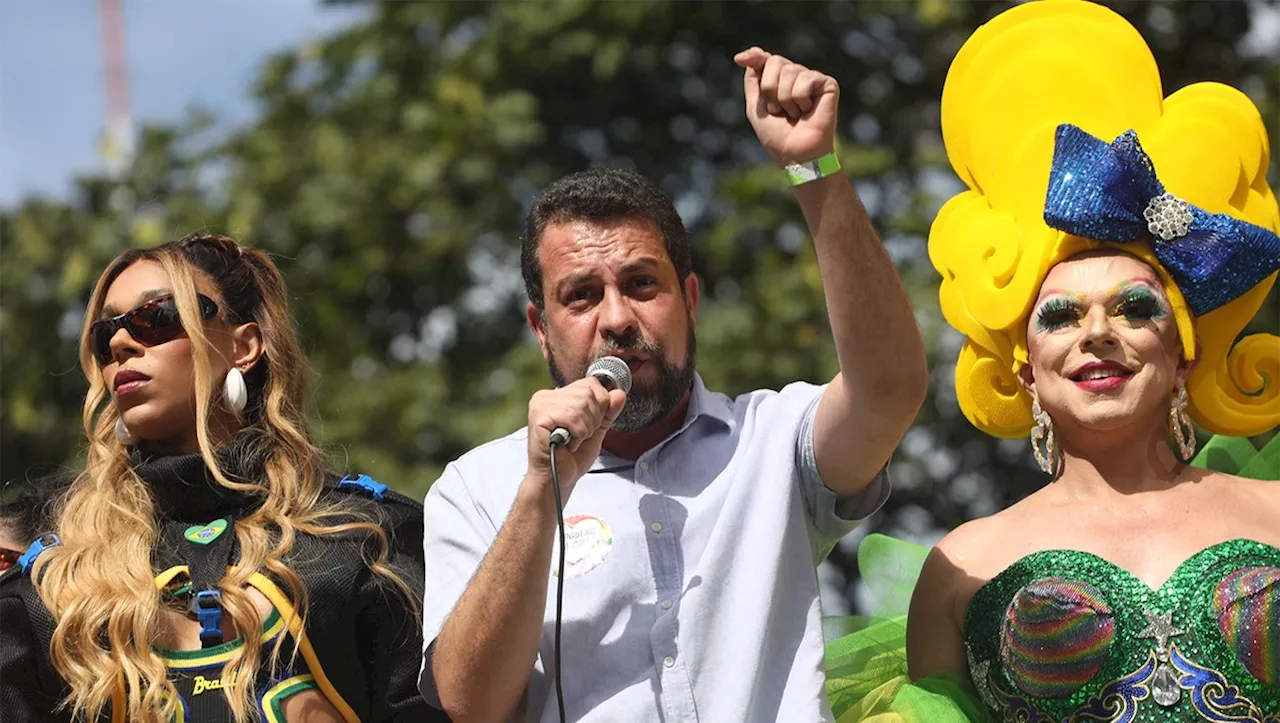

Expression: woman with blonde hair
xmin=0 ymin=234 xmax=442 ymax=722
xmin=825 ymin=1 xmax=1280 ymax=720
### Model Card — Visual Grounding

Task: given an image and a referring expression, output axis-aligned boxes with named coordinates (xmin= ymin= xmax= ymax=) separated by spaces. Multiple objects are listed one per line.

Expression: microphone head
xmin=587 ymin=355 xmax=633 ymax=395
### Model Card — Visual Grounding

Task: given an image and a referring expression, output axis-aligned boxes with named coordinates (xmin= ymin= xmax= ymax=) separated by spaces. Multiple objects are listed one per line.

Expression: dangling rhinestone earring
xmin=114 ymin=417 xmax=135 ymax=445
xmin=1169 ymin=385 xmax=1196 ymax=462
xmin=1030 ymin=397 xmax=1060 ymax=476
xmin=224 ymin=367 xmax=248 ymax=418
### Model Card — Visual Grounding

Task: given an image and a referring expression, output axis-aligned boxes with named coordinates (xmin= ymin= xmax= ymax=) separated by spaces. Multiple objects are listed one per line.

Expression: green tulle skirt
xmin=822 ymin=534 xmax=988 ymax=722
xmin=821 ymin=433 xmax=1278 ymax=722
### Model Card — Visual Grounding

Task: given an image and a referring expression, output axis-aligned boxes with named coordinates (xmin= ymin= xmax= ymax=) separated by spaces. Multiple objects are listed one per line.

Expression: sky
xmin=0 ymin=0 xmax=367 ymax=209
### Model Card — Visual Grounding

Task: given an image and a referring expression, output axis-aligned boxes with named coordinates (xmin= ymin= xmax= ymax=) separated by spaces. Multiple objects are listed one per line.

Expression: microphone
xmin=549 ymin=356 xmax=633 ymax=447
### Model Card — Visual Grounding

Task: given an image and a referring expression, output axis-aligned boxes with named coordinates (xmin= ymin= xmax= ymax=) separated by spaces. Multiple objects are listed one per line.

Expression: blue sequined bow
xmin=1043 ymin=124 xmax=1280 ymax=316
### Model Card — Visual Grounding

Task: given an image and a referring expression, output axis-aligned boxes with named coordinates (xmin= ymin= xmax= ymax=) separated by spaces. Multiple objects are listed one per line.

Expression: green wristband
xmin=784 ymin=152 xmax=841 ymax=186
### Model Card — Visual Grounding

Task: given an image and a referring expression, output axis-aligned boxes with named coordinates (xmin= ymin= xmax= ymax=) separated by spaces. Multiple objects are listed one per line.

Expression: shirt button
xmin=638 ymin=461 xmax=650 ymax=471
xmin=663 ymin=656 xmax=675 ymax=668
xmin=661 ymin=599 xmax=673 ymax=610
xmin=650 ymin=522 xmax=663 ymax=533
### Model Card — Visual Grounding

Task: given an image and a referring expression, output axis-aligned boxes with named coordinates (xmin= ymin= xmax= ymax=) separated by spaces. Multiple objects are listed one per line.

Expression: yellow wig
xmin=929 ymin=0 xmax=1280 ymax=439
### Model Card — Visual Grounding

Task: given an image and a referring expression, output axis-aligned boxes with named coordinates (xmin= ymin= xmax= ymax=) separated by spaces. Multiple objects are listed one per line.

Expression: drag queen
xmin=826 ymin=1 xmax=1280 ymax=720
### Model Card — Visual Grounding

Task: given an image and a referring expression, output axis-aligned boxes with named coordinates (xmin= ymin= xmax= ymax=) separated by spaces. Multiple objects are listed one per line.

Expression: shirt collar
xmin=592 ymin=373 xmax=732 ymax=470
xmin=685 ymin=372 xmax=734 ymax=430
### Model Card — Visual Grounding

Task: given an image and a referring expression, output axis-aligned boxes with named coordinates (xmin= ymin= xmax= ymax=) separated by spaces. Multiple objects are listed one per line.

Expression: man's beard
xmin=546 ymin=324 xmax=696 ymax=432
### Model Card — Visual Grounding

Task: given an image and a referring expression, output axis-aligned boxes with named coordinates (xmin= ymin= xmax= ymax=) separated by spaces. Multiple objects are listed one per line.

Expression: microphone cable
xmin=543 ymin=358 xmax=630 ymax=722
xmin=548 ymin=436 xmax=568 ymax=723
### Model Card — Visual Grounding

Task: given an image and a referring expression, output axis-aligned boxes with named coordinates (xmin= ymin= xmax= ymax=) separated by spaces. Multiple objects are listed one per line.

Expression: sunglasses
xmin=90 ymin=294 xmax=219 ymax=366
xmin=0 ymin=547 xmax=19 ymax=572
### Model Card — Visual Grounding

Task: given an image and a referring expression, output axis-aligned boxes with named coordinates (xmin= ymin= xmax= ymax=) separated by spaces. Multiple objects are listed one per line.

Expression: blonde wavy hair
xmin=929 ymin=0 xmax=1280 ymax=439
xmin=32 ymin=234 xmax=417 ymax=722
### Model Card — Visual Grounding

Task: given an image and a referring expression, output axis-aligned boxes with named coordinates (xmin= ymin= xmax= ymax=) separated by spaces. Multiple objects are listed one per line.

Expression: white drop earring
xmin=224 ymin=367 xmax=248 ymax=418
xmin=114 ymin=417 xmax=135 ymax=445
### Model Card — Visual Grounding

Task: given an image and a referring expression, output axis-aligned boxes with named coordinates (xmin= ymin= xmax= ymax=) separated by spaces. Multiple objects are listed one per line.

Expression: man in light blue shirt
xmin=420 ymin=47 xmax=928 ymax=722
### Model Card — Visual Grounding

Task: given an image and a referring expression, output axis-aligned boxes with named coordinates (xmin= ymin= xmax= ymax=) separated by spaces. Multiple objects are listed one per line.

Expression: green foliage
xmin=2 ymin=0 xmax=1276 ymax=603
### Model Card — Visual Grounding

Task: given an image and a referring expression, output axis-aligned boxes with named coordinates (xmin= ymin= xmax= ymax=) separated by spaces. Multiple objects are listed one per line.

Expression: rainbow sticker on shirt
xmin=552 ymin=514 xmax=613 ymax=579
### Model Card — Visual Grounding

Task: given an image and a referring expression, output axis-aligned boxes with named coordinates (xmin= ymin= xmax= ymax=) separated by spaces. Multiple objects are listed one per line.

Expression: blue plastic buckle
xmin=339 ymin=473 xmax=387 ymax=501
xmin=191 ymin=590 xmax=224 ymax=645
xmin=18 ymin=534 xmax=62 ymax=574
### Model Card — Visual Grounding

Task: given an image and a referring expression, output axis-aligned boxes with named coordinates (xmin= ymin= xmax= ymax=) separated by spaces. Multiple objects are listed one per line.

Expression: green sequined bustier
xmin=964 ymin=540 xmax=1280 ymax=722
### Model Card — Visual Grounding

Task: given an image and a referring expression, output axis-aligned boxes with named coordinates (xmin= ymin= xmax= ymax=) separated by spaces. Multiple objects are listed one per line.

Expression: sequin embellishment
xmin=1043 ymin=125 xmax=1280 ymax=316
xmin=963 ymin=540 xmax=1280 ymax=722
xmin=1000 ymin=578 xmax=1115 ymax=698
xmin=1169 ymin=644 xmax=1278 ymax=721
xmin=1215 ymin=566 xmax=1280 ymax=685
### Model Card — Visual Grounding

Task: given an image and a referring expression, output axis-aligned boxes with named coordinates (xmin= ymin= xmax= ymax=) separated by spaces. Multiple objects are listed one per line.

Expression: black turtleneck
xmin=129 ymin=429 xmax=273 ymax=523
xmin=132 ymin=453 xmax=260 ymax=524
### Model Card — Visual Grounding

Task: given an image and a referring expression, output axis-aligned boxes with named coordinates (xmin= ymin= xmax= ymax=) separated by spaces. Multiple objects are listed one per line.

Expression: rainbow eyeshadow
xmin=1110 ymin=284 xmax=1168 ymax=323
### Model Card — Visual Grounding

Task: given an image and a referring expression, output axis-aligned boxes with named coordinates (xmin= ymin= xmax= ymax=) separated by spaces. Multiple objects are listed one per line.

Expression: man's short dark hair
xmin=520 ymin=168 xmax=692 ymax=312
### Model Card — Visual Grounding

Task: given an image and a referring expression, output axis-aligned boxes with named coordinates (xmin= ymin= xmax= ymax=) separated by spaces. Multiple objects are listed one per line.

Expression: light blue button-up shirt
xmin=421 ymin=374 xmax=890 ymax=722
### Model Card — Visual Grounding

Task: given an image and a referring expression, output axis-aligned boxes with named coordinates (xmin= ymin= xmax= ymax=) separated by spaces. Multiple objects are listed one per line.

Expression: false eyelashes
xmin=1110 ymin=285 xmax=1169 ymax=322
xmin=1032 ymin=285 xmax=1169 ymax=333
xmin=1033 ymin=297 xmax=1084 ymax=333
